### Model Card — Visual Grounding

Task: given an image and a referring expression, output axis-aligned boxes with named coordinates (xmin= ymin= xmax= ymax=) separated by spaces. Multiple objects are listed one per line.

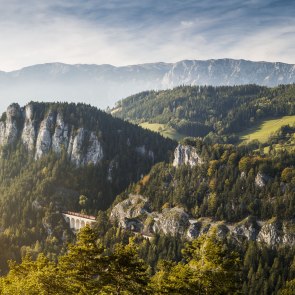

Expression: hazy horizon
xmin=1 ymin=57 xmax=295 ymax=73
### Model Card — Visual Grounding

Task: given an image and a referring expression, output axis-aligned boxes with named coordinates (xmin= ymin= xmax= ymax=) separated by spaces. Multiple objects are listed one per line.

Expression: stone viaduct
xmin=62 ymin=211 xmax=96 ymax=232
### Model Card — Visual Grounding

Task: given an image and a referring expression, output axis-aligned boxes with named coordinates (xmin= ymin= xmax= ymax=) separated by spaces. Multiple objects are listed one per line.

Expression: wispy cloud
xmin=0 ymin=0 xmax=294 ymax=71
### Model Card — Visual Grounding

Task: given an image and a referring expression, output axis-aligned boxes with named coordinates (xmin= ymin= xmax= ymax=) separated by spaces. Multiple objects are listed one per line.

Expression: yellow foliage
xmin=140 ymin=174 xmax=150 ymax=186
xmin=209 ymin=178 xmax=217 ymax=190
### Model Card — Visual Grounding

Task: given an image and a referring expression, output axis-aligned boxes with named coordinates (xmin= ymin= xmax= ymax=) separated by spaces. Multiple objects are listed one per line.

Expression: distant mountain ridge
xmin=0 ymin=59 xmax=294 ymax=111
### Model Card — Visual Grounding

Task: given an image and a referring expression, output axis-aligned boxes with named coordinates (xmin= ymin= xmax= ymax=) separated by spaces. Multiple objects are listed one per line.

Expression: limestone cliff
xmin=0 ymin=103 xmax=103 ymax=166
xmin=173 ymin=144 xmax=203 ymax=167
xmin=22 ymin=104 xmax=37 ymax=151
xmin=0 ymin=104 xmax=22 ymax=146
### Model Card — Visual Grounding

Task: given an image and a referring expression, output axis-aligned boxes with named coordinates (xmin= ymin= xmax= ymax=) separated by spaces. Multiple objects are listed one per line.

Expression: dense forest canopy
xmin=0 ymin=102 xmax=176 ymax=272
xmin=0 ymin=90 xmax=293 ymax=294
xmin=129 ymin=139 xmax=295 ymax=221
xmin=112 ymin=84 xmax=295 ymax=141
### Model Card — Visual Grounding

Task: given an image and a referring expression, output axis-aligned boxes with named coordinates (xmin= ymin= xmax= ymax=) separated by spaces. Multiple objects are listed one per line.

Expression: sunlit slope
xmin=139 ymin=122 xmax=185 ymax=141
xmin=240 ymin=116 xmax=295 ymax=143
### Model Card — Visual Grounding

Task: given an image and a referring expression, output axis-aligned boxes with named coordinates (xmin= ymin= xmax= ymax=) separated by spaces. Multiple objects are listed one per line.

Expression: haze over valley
xmin=0 ymin=58 xmax=294 ymax=111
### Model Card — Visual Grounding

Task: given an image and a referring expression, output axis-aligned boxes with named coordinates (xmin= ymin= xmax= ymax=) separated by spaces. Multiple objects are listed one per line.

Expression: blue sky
xmin=0 ymin=0 xmax=294 ymax=70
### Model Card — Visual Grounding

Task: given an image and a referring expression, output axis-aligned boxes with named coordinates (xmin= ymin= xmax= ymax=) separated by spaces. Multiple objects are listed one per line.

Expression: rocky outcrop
xmin=153 ymin=207 xmax=190 ymax=236
xmin=187 ymin=219 xmax=223 ymax=240
xmin=22 ymin=104 xmax=36 ymax=151
xmin=0 ymin=103 xmax=104 ymax=167
xmin=282 ymin=222 xmax=295 ymax=245
xmin=52 ymin=112 xmax=69 ymax=154
xmin=255 ymin=172 xmax=270 ymax=187
xmin=35 ymin=111 xmax=55 ymax=160
xmin=257 ymin=219 xmax=283 ymax=245
xmin=187 ymin=222 xmax=202 ymax=239
xmin=173 ymin=144 xmax=203 ymax=167
xmin=110 ymin=194 xmax=149 ymax=229
xmin=85 ymin=132 xmax=103 ymax=165
xmin=0 ymin=104 xmax=21 ymax=146
xmin=110 ymin=195 xmax=190 ymax=236
xmin=70 ymin=128 xmax=85 ymax=166
xmin=231 ymin=217 xmax=259 ymax=241
xmin=110 ymin=195 xmax=295 ymax=246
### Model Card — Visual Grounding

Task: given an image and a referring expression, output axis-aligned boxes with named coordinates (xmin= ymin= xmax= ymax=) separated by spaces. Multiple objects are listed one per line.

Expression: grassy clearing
xmin=139 ymin=122 xmax=184 ymax=141
xmin=239 ymin=116 xmax=295 ymax=143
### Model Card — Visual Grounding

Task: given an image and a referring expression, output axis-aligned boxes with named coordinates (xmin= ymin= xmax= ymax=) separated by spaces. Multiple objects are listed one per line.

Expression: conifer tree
xmin=100 ymin=241 xmax=150 ymax=295
xmin=58 ymin=226 xmax=105 ymax=294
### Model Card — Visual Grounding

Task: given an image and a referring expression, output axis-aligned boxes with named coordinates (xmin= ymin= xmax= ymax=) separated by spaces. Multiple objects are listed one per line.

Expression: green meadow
xmin=139 ymin=122 xmax=184 ymax=141
xmin=239 ymin=116 xmax=295 ymax=143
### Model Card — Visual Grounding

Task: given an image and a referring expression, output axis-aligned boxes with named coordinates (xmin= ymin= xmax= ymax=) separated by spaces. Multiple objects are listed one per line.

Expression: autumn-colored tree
xmin=0 ymin=254 xmax=63 ymax=295
xmin=279 ymin=279 xmax=295 ymax=295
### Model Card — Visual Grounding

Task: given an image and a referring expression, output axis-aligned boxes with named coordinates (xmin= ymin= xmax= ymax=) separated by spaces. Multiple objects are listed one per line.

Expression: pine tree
xmin=100 ymin=241 xmax=150 ymax=295
xmin=57 ymin=226 xmax=105 ymax=294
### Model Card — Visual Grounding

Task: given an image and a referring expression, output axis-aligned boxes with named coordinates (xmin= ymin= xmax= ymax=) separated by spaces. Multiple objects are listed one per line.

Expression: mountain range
xmin=0 ymin=59 xmax=294 ymax=112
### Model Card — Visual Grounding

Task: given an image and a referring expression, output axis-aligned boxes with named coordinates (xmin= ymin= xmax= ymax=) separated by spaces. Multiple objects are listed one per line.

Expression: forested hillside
xmin=0 ymin=98 xmax=294 ymax=294
xmin=133 ymin=139 xmax=295 ymax=221
xmin=1 ymin=136 xmax=294 ymax=294
xmin=92 ymin=137 xmax=295 ymax=294
xmin=0 ymin=102 xmax=175 ymax=272
xmin=112 ymin=84 xmax=295 ymax=142
xmin=0 ymin=226 xmax=243 ymax=294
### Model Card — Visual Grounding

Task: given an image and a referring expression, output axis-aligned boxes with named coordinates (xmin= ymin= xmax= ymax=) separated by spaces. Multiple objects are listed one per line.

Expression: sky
xmin=0 ymin=0 xmax=294 ymax=71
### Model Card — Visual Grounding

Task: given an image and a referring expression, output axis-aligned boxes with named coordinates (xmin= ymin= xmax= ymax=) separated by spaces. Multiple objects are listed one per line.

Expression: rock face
xmin=0 ymin=104 xmax=21 ymax=146
xmin=173 ymin=144 xmax=203 ymax=167
xmin=51 ymin=112 xmax=69 ymax=154
xmin=110 ymin=195 xmax=149 ymax=230
xmin=187 ymin=222 xmax=202 ymax=239
xmin=0 ymin=103 xmax=104 ymax=166
xmin=85 ymin=132 xmax=103 ymax=165
xmin=35 ymin=111 xmax=55 ymax=160
xmin=257 ymin=219 xmax=283 ymax=245
xmin=231 ymin=217 xmax=259 ymax=241
xmin=153 ymin=207 xmax=190 ymax=236
xmin=110 ymin=195 xmax=295 ymax=246
xmin=255 ymin=172 xmax=269 ymax=187
xmin=22 ymin=104 xmax=36 ymax=151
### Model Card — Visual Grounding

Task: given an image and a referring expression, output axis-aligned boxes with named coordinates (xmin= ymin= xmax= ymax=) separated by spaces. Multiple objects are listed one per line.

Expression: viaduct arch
xmin=62 ymin=211 xmax=96 ymax=232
